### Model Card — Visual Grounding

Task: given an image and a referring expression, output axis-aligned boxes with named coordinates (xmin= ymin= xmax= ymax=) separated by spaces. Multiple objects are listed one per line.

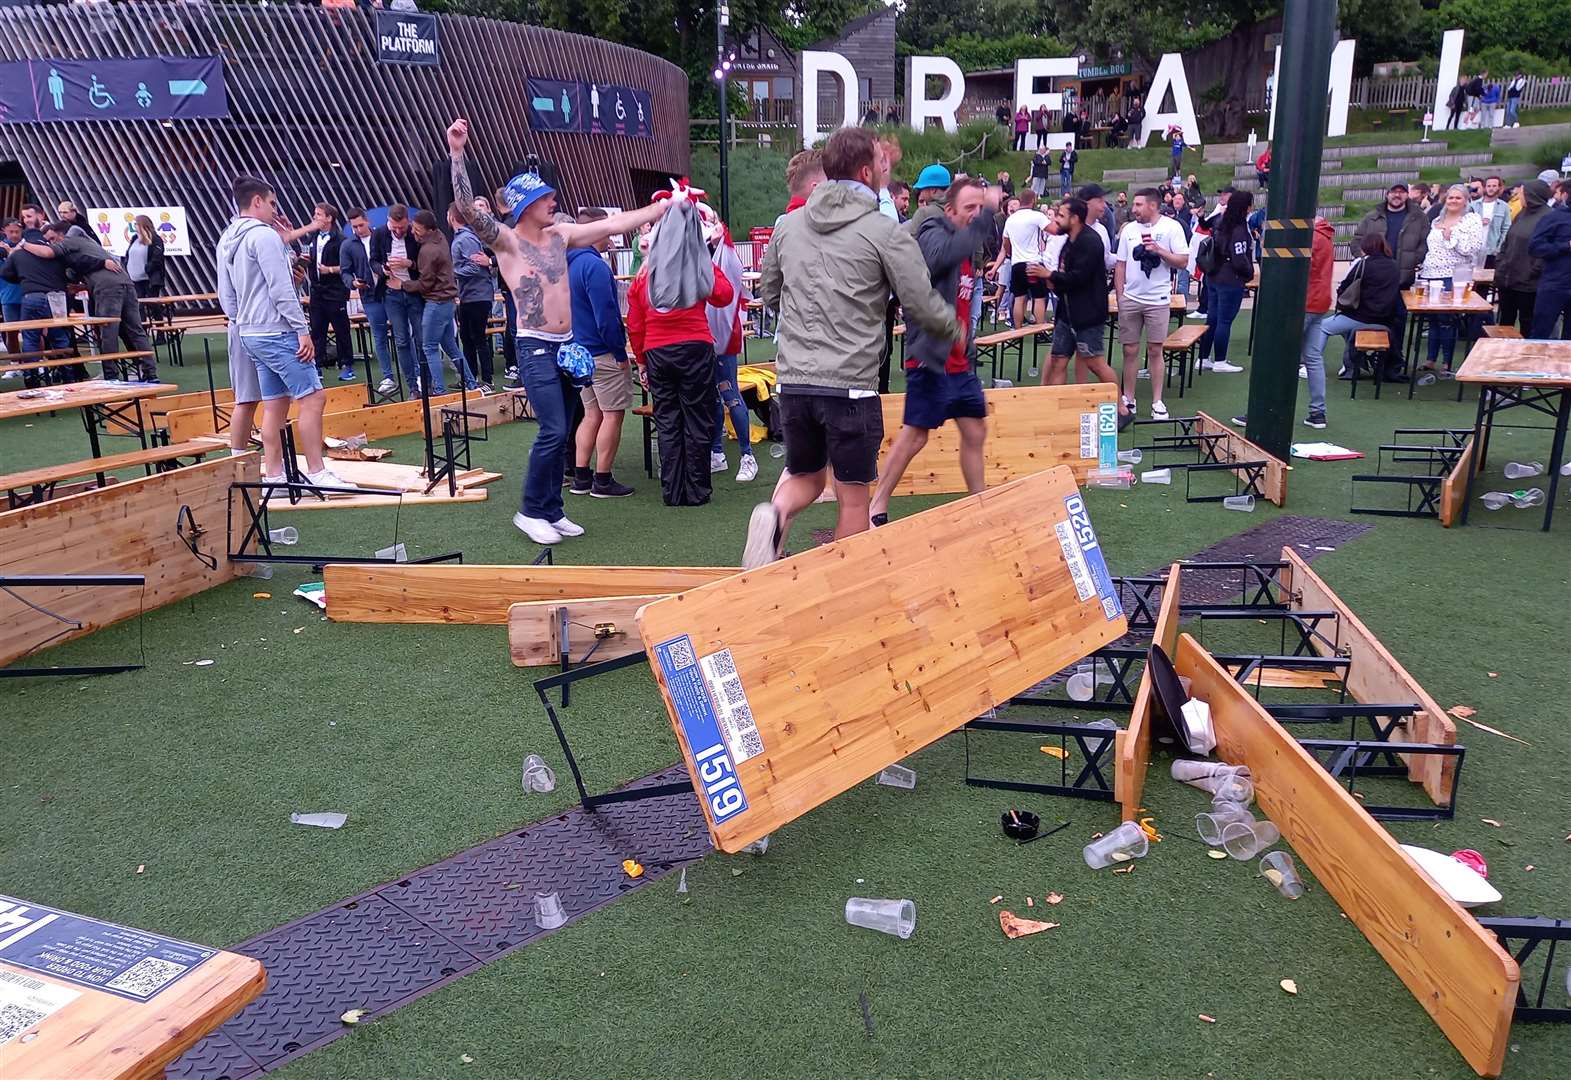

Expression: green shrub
xmin=1530 ymin=134 xmax=1571 ymax=171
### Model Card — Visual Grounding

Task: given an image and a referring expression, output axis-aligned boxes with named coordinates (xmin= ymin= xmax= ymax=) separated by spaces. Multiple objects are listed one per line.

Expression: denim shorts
xmin=245 ymin=332 xmax=323 ymax=401
xmin=1051 ymin=320 xmax=1104 ymax=358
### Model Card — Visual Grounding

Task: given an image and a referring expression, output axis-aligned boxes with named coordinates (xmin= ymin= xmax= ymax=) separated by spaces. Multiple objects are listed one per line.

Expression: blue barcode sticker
xmin=1097 ymin=401 xmax=1118 ymax=471
xmin=1062 ymin=493 xmax=1122 ymax=622
xmin=653 ymin=635 xmax=749 ymax=823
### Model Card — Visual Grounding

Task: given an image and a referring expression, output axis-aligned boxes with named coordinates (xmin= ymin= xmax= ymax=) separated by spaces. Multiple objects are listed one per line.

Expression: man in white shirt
xmin=1470 ymin=175 xmax=1511 ymax=268
xmin=993 ymin=190 xmax=1052 ymax=328
xmin=1114 ymin=187 xmax=1189 ymax=419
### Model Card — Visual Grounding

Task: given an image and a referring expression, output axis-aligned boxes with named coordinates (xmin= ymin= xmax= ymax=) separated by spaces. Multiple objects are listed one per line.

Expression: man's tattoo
xmin=450 ymin=151 xmax=501 ymax=246
xmin=519 ymin=234 xmax=566 ymax=283
xmin=514 ymin=278 xmax=546 ymax=329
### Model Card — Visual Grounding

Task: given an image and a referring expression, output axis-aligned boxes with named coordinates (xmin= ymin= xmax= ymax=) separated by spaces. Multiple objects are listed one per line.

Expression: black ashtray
xmin=1001 ymin=809 xmax=1040 ymax=840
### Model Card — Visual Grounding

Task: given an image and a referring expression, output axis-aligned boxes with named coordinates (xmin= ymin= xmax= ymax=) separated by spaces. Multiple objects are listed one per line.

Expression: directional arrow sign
xmin=168 ymin=78 xmax=207 ymax=97
xmin=531 ymin=96 xmax=555 ymax=112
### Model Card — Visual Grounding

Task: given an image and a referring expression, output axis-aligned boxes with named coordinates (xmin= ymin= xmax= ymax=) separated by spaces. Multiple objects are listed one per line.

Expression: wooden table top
xmin=0 ymin=896 xmax=263 ymax=1080
xmin=0 ymin=380 xmax=177 ymax=421
xmin=1472 ymin=268 xmax=1495 ymax=286
xmin=1455 ymin=338 xmax=1571 ymax=387
xmin=0 ymin=315 xmax=118 ymax=334
xmin=139 ymin=292 xmax=219 ymax=306
xmin=1401 ymin=288 xmax=1494 ymax=315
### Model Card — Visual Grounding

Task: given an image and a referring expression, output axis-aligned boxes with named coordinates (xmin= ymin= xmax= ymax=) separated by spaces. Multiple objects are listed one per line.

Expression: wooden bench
xmin=1 ymin=437 xmax=228 ymax=507
xmin=0 ymin=349 xmax=155 ymax=376
xmin=1349 ymin=329 xmax=1392 ymax=400
xmin=1161 ymin=324 xmax=1206 ymax=396
xmin=975 ymin=322 xmax=1049 ymax=384
xmin=1481 ymin=324 xmax=1522 ymax=339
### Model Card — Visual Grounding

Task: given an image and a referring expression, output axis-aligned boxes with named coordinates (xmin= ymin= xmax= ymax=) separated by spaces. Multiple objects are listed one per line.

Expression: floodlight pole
xmin=715 ymin=5 xmax=732 ymax=223
xmin=1244 ymin=0 xmax=1335 ymax=460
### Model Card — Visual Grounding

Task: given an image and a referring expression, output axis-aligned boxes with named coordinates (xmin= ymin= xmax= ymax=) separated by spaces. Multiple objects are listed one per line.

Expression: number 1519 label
xmin=653 ymin=635 xmax=750 ymax=824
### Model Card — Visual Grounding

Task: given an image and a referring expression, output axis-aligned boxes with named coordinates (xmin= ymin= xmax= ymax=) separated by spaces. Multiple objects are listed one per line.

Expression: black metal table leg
xmin=1539 ymin=388 xmax=1570 ymax=533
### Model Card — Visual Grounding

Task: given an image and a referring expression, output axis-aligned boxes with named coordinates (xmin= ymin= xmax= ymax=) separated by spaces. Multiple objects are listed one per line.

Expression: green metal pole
xmin=1244 ymin=0 xmax=1336 ymax=461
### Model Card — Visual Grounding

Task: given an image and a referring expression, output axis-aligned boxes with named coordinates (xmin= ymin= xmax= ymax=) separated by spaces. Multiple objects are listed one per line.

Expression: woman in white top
xmin=1417 ymin=184 xmax=1484 ymax=371
xmin=123 ymin=214 xmax=165 ymax=298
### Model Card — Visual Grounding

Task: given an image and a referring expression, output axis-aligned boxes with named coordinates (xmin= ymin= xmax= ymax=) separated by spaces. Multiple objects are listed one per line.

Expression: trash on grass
xmin=999 ymin=910 xmax=1059 ymax=938
xmin=135 ymin=864 xmax=144 ymax=875
xmin=293 ymin=582 xmax=327 ymax=610
xmin=1001 ymin=809 xmax=1040 ymax=840
xmin=741 ymin=835 xmax=770 ymax=855
xmin=676 ymin=868 xmax=688 ymax=895
xmin=1039 ymin=745 xmax=1068 ymax=759
xmin=521 ymin=754 xmax=556 ymax=793
xmin=252 ymin=592 xmax=271 ymax=599
xmin=291 ymin=812 xmax=347 ymax=829
xmin=340 ymin=1009 xmax=366 ymax=1024
xmin=1084 ymin=821 xmax=1150 ymax=869
xmin=1045 ymin=892 xmax=1064 ymax=905
xmin=845 ymin=897 xmax=916 ymax=939
xmin=877 ymin=764 xmax=916 ymax=789
xmin=1260 ymin=851 xmax=1306 ymax=899
xmin=989 ymin=895 xmax=1003 ymax=905
xmin=1198 ymin=1014 xmax=1217 ymax=1024
xmin=1280 ymin=978 xmax=1299 ymax=995
xmin=533 ymin=891 xmax=567 ymax=930
xmin=193 ymin=659 xmax=215 ymax=667
xmin=1481 ymin=818 xmax=1503 ymax=828
xmin=622 ymin=859 xmax=644 ymax=878
xmin=1207 ymin=849 xmax=1229 ymax=860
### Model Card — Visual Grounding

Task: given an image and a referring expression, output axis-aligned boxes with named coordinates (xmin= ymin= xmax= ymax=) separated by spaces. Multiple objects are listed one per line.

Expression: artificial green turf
xmin=1 ymin=319 xmax=1567 ymax=1079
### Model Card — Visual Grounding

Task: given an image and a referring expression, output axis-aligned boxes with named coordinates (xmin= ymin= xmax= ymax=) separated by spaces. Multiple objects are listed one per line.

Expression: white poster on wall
xmin=87 ymin=206 xmax=191 ymax=256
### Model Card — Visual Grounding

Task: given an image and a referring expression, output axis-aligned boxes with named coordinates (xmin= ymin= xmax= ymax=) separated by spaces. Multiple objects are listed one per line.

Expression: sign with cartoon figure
xmin=0 ymin=57 xmax=227 ymax=123
xmin=588 ymin=82 xmax=653 ymax=138
xmin=87 ymin=206 xmax=191 ymax=257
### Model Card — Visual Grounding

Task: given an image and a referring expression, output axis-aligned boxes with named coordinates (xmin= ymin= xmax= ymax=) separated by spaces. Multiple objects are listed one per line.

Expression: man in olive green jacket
xmin=746 ymin=126 xmax=959 ymax=568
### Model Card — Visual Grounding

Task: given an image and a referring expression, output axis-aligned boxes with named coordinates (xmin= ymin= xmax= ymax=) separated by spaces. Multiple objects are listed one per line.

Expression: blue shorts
xmin=902 ymin=366 xmax=987 ymax=430
xmin=245 ymin=332 xmax=323 ymax=401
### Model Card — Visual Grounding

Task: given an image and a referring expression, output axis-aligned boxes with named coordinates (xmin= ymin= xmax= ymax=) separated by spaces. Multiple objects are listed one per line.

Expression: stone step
xmin=1490 ymin=120 xmax=1571 ymax=147
xmin=1323 ymin=142 xmax=1417 ymax=159
xmin=1101 ymin=167 xmax=1171 ymax=183
xmin=1379 ymin=152 xmax=1494 ymax=169
xmin=1342 ymin=186 xmax=1400 ymax=203
xmin=1232 ymin=160 xmax=1343 ymax=178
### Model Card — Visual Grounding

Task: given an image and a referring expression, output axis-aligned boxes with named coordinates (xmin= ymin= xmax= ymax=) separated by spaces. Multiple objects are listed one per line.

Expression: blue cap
xmin=914 ymin=164 xmax=952 ymax=191
xmin=500 ymin=171 xmax=556 ymax=224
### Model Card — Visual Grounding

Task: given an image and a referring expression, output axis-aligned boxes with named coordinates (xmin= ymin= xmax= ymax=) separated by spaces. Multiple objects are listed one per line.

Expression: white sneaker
xmin=376 ymin=377 xmax=396 ymax=395
xmin=261 ymin=473 xmax=286 ymax=486
xmin=306 ymin=467 xmax=358 ymax=490
xmin=1297 ymin=365 xmax=1308 ymax=380
xmin=1209 ymin=360 xmax=1244 ymax=374
xmin=1136 ymin=368 xmax=1151 ymax=380
xmin=1121 ymin=395 xmax=1136 ymax=412
xmin=742 ymin=502 xmax=781 ymax=570
xmin=1187 ymin=310 xmax=1206 ymax=319
xmin=512 ymin=513 xmax=562 ymax=544
xmin=0 ymin=370 xmax=15 ymax=380
xmin=550 ymin=516 xmax=585 ymax=538
xmin=710 ymin=451 xmax=728 ymax=474
xmin=1150 ymin=400 xmax=1169 ymax=420
xmin=736 ymin=453 xmax=758 ymax=483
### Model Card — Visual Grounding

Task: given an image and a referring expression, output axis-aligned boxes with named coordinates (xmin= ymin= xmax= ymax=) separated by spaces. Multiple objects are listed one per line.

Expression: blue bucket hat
xmin=914 ymin=164 xmax=952 ymax=191
xmin=500 ymin=170 xmax=556 ymax=224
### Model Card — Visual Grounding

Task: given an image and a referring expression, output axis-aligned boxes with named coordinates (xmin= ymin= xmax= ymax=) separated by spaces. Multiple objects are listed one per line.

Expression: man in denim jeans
xmin=446 ymin=118 xmax=671 ymax=545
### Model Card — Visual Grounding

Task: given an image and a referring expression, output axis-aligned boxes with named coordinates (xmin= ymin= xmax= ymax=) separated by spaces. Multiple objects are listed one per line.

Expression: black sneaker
xmin=591 ymin=476 xmax=635 ymax=498
xmin=1303 ymin=412 xmax=1327 ymax=430
xmin=870 ymin=512 xmax=888 ymax=527
xmin=569 ymin=468 xmax=594 ymax=495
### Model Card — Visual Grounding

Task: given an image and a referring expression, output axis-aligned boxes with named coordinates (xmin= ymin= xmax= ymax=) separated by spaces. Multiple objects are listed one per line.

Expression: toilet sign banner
xmin=525 ymin=77 xmax=653 ymax=138
xmin=0 ymin=56 xmax=227 ymax=123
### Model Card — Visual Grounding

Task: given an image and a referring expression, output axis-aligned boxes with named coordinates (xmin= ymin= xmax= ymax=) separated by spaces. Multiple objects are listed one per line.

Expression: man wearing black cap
xmin=447 ymin=117 xmax=672 ymax=547
xmin=1075 ymin=184 xmax=1119 ymax=274
xmin=1354 ymin=184 xmax=1428 ymax=290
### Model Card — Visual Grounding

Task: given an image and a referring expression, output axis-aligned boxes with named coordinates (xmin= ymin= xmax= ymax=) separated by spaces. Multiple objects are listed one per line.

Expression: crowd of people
xmin=1445 ymin=70 xmax=1530 ymax=130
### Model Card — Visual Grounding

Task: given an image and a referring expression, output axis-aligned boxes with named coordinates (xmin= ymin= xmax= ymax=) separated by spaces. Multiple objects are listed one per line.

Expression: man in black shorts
xmin=869 ymin=177 xmax=999 ymax=526
xmin=747 ymin=127 xmax=959 ymax=569
xmin=995 ymin=189 xmax=1053 ymax=329
xmin=1044 ymin=197 xmax=1130 ymax=428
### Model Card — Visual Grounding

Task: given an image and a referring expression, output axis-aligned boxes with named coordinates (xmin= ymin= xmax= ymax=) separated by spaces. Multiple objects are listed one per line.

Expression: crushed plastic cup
xmin=533 ymin=891 xmax=567 ymax=930
xmin=375 ymin=542 xmax=409 ymax=562
xmin=1260 ymin=851 xmax=1306 ymax=899
xmin=845 ymin=897 xmax=916 ymax=939
xmin=1480 ymin=488 xmax=1545 ymax=510
xmin=1504 ymin=461 xmax=1545 ymax=479
xmin=521 ymin=754 xmax=556 ymax=794
xmin=742 ymin=835 xmax=770 ymax=856
xmin=1210 ymin=773 xmax=1255 ymax=805
xmin=1171 ymin=760 xmax=1250 ymax=783
xmin=1088 ymin=467 xmax=1134 ymax=489
xmin=1223 ymin=494 xmax=1255 ymax=512
xmin=877 ymin=764 xmax=917 ymax=789
xmin=993 ymin=378 xmax=1014 ymax=388
xmin=768 ymin=443 xmax=786 ymax=459
xmin=1081 ymin=717 xmax=1120 ymax=756
xmin=1561 ymin=461 xmax=1571 ymax=478
xmin=1083 ymin=820 xmax=1150 ymax=868
xmin=1416 ymin=371 xmax=1438 ymax=387
xmin=1142 ymin=467 xmax=1172 ymax=485
xmin=238 ymin=562 xmax=274 ymax=579
xmin=46 ymin=293 xmax=67 ymax=319
xmin=1221 ymin=819 xmax=1281 ymax=860
xmin=1196 ymin=805 xmax=1254 ymax=846
xmin=291 ymin=812 xmax=347 ymax=829
xmin=1117 ymin=448 xmax=1143 ymax=465
xmin=1066 ymin=663 xmax=1114 ymax=702
xmin=268 ymin=526 xmax=299 ymax=545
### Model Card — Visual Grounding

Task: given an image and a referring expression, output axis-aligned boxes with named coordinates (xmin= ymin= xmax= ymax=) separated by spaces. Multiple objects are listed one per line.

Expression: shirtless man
xmin=446 ymin=118 xmax=671 ymax=545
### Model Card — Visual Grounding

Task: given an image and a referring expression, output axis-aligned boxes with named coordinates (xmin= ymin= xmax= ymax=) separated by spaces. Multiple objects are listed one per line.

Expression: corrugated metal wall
xmin=0 ymin=2 xmax=689 ymax=294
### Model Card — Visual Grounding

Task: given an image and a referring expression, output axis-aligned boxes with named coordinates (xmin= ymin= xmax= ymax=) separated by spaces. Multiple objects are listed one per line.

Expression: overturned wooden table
xmin=0 ymin=894 xmax=264 ymax=1079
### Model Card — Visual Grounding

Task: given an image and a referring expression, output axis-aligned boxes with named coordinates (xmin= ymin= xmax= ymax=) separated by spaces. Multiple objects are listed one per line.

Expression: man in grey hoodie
xmin=868 ymin=176 xmax=998 ymax=526
xmin=746 ymin=126 xmax=960 ymax=567
xmin=216 ymin=175 xmax=347 ymax=487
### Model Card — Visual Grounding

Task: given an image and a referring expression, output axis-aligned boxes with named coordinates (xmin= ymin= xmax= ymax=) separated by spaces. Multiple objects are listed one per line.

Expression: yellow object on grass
xmin=720 ymin=364 xmax=777 ymax=444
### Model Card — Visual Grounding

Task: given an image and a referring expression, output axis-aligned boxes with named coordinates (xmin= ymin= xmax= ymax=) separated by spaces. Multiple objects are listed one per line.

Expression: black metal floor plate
xmin=171 ymin=516 xmax=1369 ymax=1079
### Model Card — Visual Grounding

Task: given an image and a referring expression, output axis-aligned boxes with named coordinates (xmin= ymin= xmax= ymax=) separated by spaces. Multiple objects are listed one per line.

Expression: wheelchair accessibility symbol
xmin=88 ymin=73 xmax=116 ymax=110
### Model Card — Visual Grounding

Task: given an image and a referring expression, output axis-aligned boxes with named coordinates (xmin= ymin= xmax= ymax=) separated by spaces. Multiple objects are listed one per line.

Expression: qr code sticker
xmin=105 ymin=956 xmax=188 ymax=999
xmin=0 ymin=1003 xmax=46 ymax=1045
xmin=738 ymin=727 xmax=764 ymax=759
xmin=708 ymin=650 xmax=738 ymax=678
xmin=722 ymin=678 xmax=747 ymax=707
xmin=665 ymin=638 xmax=696 ymax=670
